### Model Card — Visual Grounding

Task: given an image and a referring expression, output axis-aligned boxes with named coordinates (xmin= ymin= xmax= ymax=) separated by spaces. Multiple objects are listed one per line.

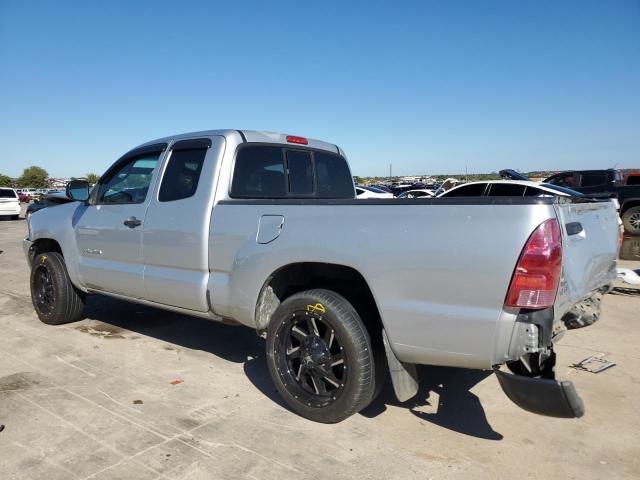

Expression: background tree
xmin=18 ymin=166 xmax=48 ymax=188
xmin=85 ymin=173 xmax=99 ymax=186
xmin=0 ymin=174 xmax=13 ymax=187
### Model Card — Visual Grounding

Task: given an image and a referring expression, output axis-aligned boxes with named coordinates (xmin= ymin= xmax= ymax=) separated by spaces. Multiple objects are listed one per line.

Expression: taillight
xmin=286 ymin=135 xmax=308 ymax=145
xmin=505 ymin=218 xmax=562 ymax=309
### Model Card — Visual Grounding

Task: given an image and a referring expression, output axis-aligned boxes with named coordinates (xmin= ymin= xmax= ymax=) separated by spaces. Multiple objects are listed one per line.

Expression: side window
xmin=355 ymin=187 xmax=365 ymax=196
xmin=486 ymin=183 xmax=526 ymax=196
xmin=159 ymin=140 xmax=209 ymax=202
xmin=98 ymin=154 xmax=160 ymax=204
xmin=626 ymin=175 xmax=640 ymax=186
xmin=286 ymin=150 xmax=313 ymax=195
xmin=579 ymin=173 xmax=607 ymax=187
xmin=444 ymin=183 xmax=487 ymax=197
xmin=547 ymin=174 xmax=575 ymax=188
xmin=314 ymin=151 xmax=354 ymax=198
xmin=231 ymin=146 xmax=286 ymax=197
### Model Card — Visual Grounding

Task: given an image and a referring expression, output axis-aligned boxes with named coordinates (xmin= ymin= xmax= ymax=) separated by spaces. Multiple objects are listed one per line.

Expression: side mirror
xmin=66 ymin=180 xmax=90 ymax=202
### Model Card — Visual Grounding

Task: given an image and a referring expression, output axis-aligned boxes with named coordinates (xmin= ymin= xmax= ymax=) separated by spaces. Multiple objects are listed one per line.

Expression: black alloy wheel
xmin=266 ymin=289 xmax=377 ymax=423
xmin=33 ymin=263 xmax=56 ymax=316
xmin=273 ymin=308 xmax=347 ymax=408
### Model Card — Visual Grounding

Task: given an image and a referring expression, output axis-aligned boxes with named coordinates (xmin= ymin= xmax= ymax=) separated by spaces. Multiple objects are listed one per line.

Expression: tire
xmin=622 ymin=206 xmax=640 ymax=235
xmin=266 ymin=289 xmax=376 ymax=423
xmin=30 ymin=252 xmax=85 ymax=325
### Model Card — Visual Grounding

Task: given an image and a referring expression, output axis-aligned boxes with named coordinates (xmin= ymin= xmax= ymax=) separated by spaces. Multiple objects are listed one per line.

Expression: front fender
xmin=27 ymin=201 xmax=88 ymax=292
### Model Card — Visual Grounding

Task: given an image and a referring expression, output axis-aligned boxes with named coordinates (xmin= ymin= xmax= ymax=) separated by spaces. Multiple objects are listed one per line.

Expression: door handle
xmin=124 ymin=216 xmax=142 ymax=228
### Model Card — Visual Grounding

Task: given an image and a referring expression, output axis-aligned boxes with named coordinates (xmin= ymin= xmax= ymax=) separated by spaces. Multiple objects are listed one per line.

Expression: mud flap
xmin=382 ymin=329 xmax=418 ymax=402
xmin=494 ymin=368 xmax=585 ymax=418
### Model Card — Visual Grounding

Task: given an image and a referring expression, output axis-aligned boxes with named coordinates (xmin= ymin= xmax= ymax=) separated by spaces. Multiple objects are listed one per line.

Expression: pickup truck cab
xmin=24 ymin=130 xmax=620 ymax=423
xmin=542 ymin=169 xmax=640 ymax=235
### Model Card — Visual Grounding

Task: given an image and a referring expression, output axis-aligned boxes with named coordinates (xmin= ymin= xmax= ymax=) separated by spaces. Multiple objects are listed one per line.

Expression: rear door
xmin=142 ymin=136 xmax=224 ymax=311
xmin=553 ymin=200 xmax=619 ymax=316
xmin=74 ymin=144 xmax=166 ymax=297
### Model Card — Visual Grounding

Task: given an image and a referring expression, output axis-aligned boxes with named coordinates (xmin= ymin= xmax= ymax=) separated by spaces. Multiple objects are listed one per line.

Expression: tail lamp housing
xmin=505 ymin=219 xmax=562 ymax=309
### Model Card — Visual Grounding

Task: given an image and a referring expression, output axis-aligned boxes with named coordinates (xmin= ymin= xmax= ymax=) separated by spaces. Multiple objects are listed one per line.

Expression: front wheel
xmin=622 ymin=206 xmax=640 ymax=235
xmin=30 ymin=252 xmax=86 ymax=325
xmin=266 ymin=289 xmax=376 ymax=423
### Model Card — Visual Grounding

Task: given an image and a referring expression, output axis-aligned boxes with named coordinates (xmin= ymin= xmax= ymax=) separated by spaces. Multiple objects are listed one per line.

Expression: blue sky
xmin=1 ymin=0 xmax=639 ymax=178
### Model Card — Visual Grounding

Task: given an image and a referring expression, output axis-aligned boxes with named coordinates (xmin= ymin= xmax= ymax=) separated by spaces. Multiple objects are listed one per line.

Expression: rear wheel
xmin=30 ymin=252 xmax=85 ymax=325
xmin=622 ymin=206 xmax=640 ymax=235
xmin=266 ymin=289 xmax=376 ymax=423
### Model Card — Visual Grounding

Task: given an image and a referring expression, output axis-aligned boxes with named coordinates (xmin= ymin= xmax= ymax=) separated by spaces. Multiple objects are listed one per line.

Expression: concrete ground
xmin=1 ymin=206 xmax=639 ymax=479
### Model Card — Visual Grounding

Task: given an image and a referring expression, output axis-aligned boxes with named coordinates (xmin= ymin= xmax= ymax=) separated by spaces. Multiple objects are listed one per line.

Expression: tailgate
xmin=553 ymin=200 xmax=619 ymax=317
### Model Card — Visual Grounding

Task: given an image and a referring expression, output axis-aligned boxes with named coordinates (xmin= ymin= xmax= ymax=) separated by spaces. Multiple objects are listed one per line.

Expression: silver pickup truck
xmin=24 ymin=130 xmax=620 ymax=423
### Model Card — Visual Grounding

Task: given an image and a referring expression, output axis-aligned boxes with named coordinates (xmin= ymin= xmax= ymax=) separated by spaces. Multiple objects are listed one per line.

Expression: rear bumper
xmin=0 ymin=203 xmax=21 ymax=215
xmin=494 ymin=368 xmax=584 ymax=418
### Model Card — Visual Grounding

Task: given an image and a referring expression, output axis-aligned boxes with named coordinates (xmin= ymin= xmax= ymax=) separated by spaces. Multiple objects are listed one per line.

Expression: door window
xmin=546 ymin=174 xmax=575 ymax=188
xmin=159 ymin=141 xmax=209 ymax=202
xmin=443 ymin=183 xmax=487 ymax=196
xmin=97 ymin=154 xmax=160 ymax=204
xmin=486 ymin=183 xmax=526 ymax=196
xmin=579 ymin=173 xmax=607 ymax=187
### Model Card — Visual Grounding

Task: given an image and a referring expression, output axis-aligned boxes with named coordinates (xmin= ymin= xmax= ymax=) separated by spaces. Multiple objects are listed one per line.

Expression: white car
xmin=438 ymin=180 xmax=582 ymax=198
xmin=397 ymin=189 xmax=436 ymax=198
xmin=355 ymin=186 xmax=394 ymax=199
xmin=0 ymin=188 xmax=21 ymax=219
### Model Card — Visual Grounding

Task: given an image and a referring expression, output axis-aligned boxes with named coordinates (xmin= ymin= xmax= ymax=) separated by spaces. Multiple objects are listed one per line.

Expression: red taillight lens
xmin=286 ymin=135 xmax=308 ymax=145
xmin=505 ymin=219 xmax=562 ymax=309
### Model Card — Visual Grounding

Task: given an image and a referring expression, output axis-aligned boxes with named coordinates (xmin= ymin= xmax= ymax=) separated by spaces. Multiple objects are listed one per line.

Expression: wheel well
xmin=29 ymin=238 xmax=63 ymax=263
xmin=255 ymin=263 xmax=384 ymax=342
xmin=621 ymin=200 xmax=640 ymax=215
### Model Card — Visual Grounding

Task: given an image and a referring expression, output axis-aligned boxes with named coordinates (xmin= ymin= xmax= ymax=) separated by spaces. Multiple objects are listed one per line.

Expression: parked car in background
xmin=0 ymin=187 xmax=21 ymax=219
xmin=17 ymin=191 xmax=32 ymax=203
xmin=438 ymin=180 xmax=582 ymax=198
xmin=368 ymin=184 xmax=393 ymax=193
xmin=397 ymin=189 xmax=435 ymax=198
xmin=501 ymin=169 xmax=640 ymax=234
xmin=355 ymin=186 xmax=394 ymax=198
xmin=25 ymin=129 xmax=620 ymax=423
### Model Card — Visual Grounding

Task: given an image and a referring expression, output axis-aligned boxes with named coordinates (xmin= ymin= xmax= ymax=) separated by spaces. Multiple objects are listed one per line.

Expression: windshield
xmin=539 ymin=183 xmax=584 ymax=196
xmin=0 ymin=189 xmax=17 ymax=198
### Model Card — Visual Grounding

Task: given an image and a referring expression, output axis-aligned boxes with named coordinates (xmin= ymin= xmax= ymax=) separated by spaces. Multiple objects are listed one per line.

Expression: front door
xmin=74 ymin=144 xmax=165 ymax=298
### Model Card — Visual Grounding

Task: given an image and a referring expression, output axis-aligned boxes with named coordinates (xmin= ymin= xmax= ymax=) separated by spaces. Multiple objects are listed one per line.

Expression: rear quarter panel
xmin=209 ymin=201 xmax=557 ymax=368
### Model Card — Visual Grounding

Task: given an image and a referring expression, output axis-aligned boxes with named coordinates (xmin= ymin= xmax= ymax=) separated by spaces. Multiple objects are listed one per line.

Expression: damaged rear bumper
xmin=494 ymin=368 xmax=584 ymax=418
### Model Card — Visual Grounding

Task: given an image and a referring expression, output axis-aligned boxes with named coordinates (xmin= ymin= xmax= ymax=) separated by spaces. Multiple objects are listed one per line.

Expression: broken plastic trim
xmin=494 ymin=368 xmax=585 ymax=418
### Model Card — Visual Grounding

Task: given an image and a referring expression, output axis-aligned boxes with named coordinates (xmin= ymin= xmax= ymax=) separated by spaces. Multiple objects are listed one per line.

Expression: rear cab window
xmin=231 ymin=145 xmax=354 ymax=199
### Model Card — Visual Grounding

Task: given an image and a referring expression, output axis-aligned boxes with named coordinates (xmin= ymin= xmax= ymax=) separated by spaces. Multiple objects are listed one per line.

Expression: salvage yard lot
xmin=1 ymin=209 xmax=639 ymax=479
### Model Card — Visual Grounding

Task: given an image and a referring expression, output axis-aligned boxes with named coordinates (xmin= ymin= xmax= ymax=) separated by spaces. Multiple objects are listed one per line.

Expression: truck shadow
xmin=361 ymin=366 xmax=503 ymax=440
xmin=82 ymin=295 xmax=501 ymax=440
xmin=82 ymin=295 xmax=264 ymax=364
